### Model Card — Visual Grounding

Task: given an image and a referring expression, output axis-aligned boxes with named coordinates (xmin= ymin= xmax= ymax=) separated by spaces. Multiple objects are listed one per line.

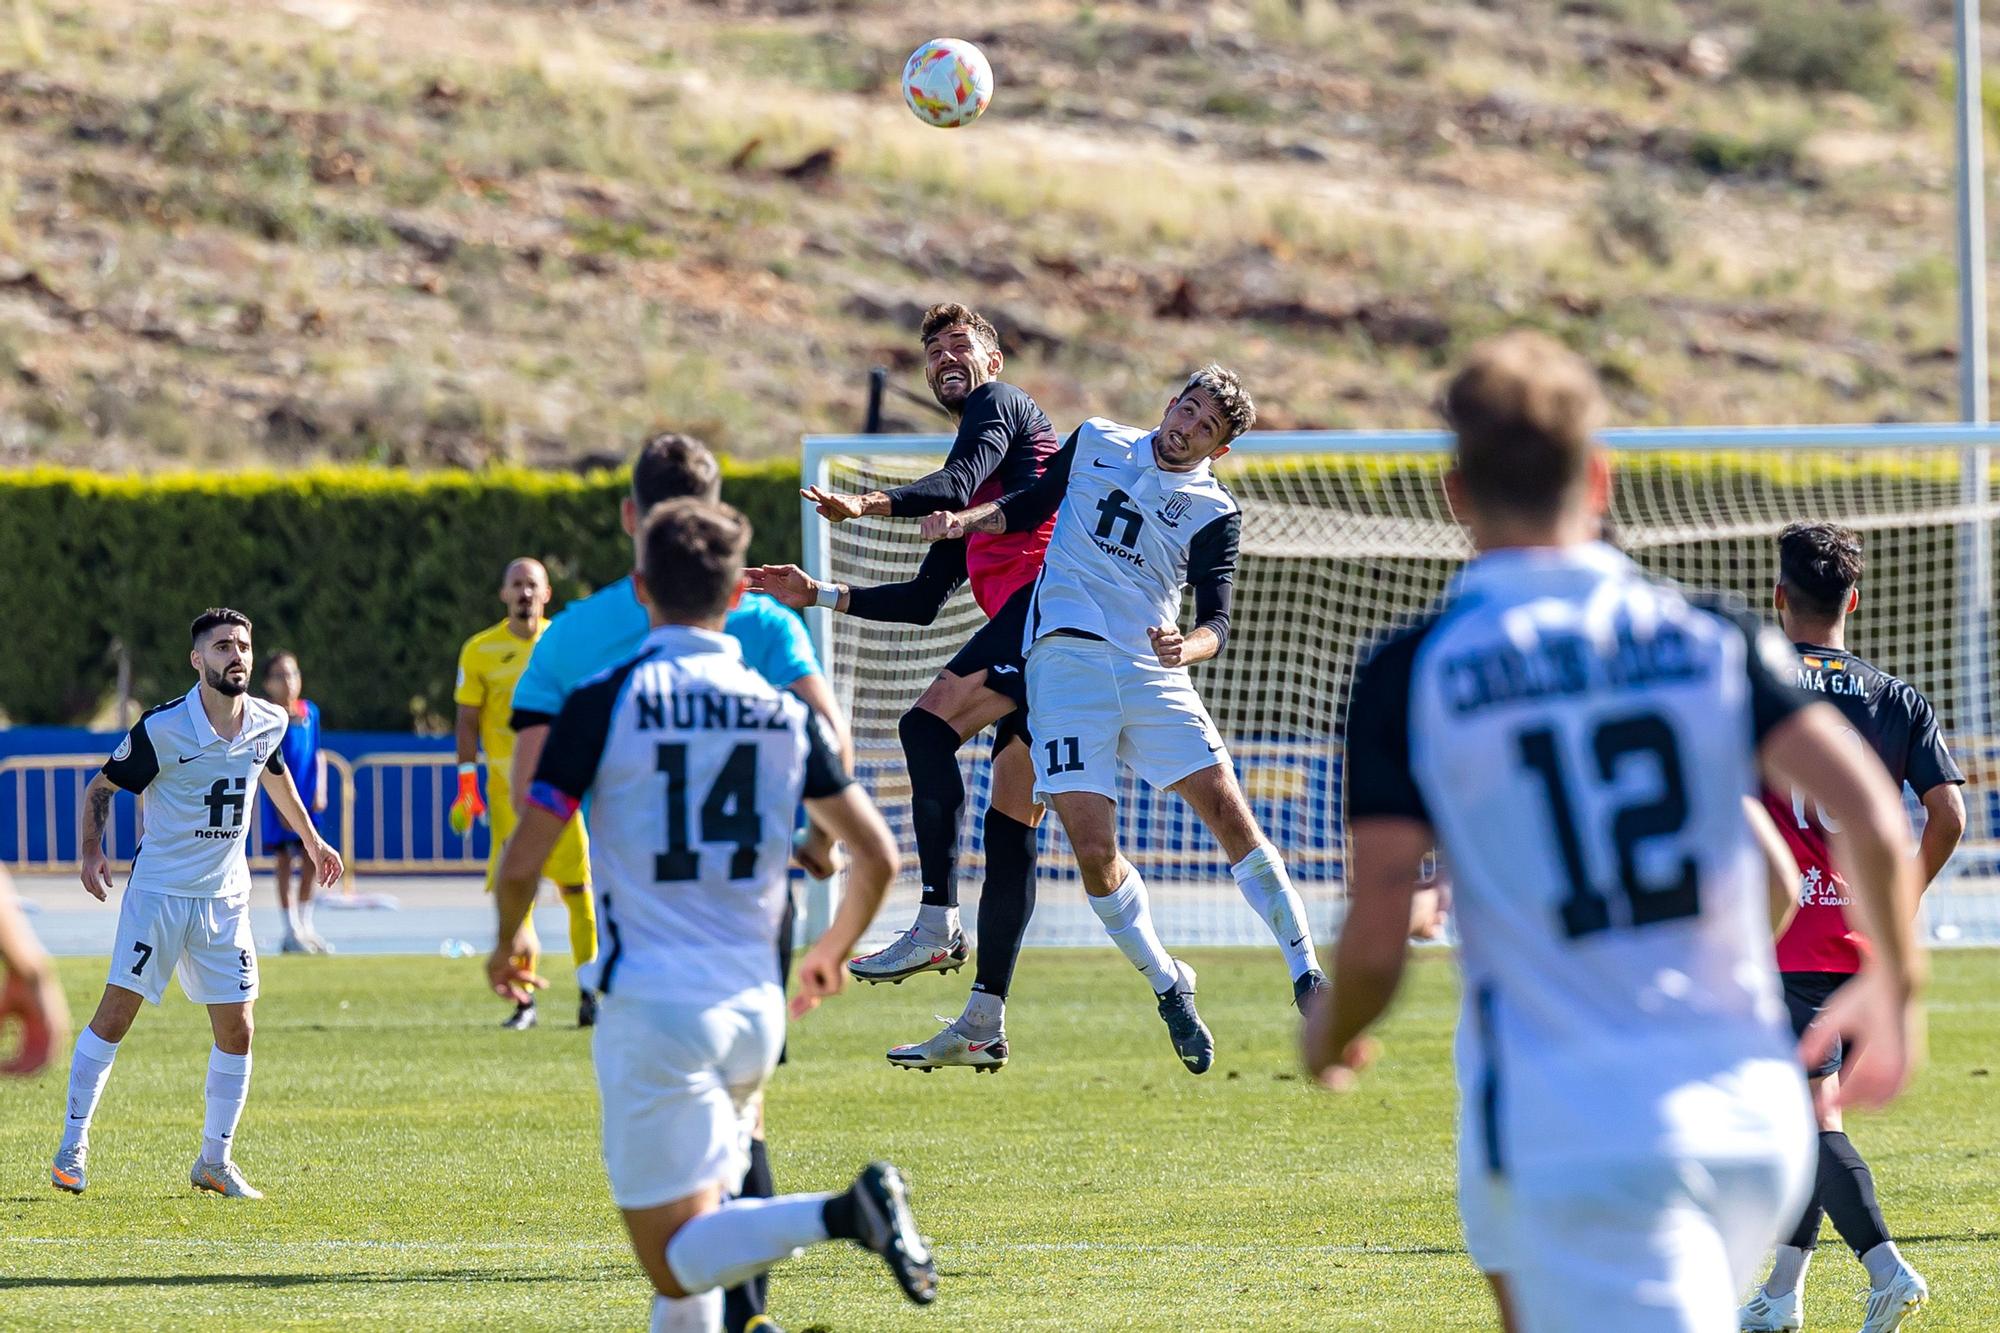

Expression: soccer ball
xmin=902 ymin=38 xmax=993 ymax=129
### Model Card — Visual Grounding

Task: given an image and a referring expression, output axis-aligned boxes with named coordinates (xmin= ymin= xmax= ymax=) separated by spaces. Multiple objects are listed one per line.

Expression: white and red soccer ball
xmin=902 ymin=38 xmax=993 ymax=129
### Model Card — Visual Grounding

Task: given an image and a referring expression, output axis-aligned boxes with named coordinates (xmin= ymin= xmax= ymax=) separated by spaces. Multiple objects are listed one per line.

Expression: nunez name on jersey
xmin=1006 ymin=416 xmax=1240 ymax=661
xmin=528 ymin=624 xmax=852 ymax=1007
xmin=102 ymin=687 xmax=289 ymax=898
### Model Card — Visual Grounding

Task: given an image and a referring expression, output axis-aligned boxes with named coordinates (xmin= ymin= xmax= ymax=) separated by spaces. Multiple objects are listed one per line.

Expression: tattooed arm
xmin=79 ymin=773 xmax=118 ymax=901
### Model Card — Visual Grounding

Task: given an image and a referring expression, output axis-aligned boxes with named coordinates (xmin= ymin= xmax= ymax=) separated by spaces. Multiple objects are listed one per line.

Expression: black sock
xmin=822 ymin=1186 xmax=861 ymax=1243
xmin=900 ymin=708 xmax=966 ymax=911
xmin=1818 ymin=1129 xmax=1891 ymax=1256
xmin=971 ymin=806 xmax=1038 ymax=1000
xmin=722 ymin=1139 xmax=776 ymax=1331
xmin=1786 ymin=1189 xmax=1826 ymax=1251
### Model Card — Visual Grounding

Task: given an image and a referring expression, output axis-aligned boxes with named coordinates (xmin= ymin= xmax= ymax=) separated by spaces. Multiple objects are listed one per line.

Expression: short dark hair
xmin=632 ymin=433 xmax=722 ymax=511
xmin=639 ymin=499 xmax=751 ymax=623
xmin=1179 ymin=364 xmax=1256 ymax=441
xmin=1778 ymin=521 xmax=1864 ymax=618
xmin=920 ymin=301 xmax=1000 ymax=353
xmin=191 ymin=607 xmax=252 ymax=646
xmin=263 ymin=650 xmax=299 ymax=676
xmin=1442 ymin=330 xmax=1606 ymax=521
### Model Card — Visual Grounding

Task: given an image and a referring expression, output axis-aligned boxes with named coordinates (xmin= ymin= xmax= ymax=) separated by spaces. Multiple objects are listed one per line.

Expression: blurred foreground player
xmin=1307 ymin=333 xmax=1928 ymax=1333
xmin=488 ymin=501 xmax=934 ymax=1332
xmin=0 ymin=867 xmax=69 ymax=1076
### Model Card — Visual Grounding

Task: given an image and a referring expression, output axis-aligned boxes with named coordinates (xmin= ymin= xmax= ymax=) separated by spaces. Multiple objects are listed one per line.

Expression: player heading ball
xmin=927 ymin=364 xmax=1329 ymax=1074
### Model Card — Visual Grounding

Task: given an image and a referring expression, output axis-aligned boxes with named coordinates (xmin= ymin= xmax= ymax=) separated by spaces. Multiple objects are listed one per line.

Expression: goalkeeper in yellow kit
xmin=452 ymin=558 xmax=595 ymax=1030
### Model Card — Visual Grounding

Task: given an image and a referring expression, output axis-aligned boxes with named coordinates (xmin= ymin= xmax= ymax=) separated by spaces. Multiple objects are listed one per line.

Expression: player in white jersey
xmin=52 ymin=608 xmax=344 ymax=1199
xmin=1303 ymin=332 xmax=1928 ymax=1333
xmin=927 ymin=365 xmax=1327 ymax=1074
xmin=487 ymin=501 xmax=935 ymax=1333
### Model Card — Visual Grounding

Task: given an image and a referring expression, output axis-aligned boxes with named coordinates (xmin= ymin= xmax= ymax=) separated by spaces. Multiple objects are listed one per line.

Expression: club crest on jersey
xmin=111 ymin=734 xmax=132 ymax=762
xmin=1156 ymin=493 xmax=1194 ymax=528
xmin=255 ymin=737 xmax=271 ymax=763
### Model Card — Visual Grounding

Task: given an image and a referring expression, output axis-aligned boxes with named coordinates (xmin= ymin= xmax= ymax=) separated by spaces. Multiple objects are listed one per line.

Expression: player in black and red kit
xmin=1740 ymin=523 xmax=1965 ymax=1333
xmin=752 ymin=302 xmax=1059 ymax=1071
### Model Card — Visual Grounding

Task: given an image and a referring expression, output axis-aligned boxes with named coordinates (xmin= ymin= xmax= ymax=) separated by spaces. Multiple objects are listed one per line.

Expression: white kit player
xmin=1303 ymin=332 xmax=1928 ymax=1333
xmin=486 ymin=500 xmax=936 ymax=1333
xmin=927 ymin=365 xmax=1327 ymax=1074
xmin=52 ymin=608 xmax=344 ymax=1199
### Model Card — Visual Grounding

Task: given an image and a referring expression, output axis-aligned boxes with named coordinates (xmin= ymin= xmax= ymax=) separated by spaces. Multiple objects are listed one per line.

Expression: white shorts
xmin=592 ymin=986 xmax=785 ymax=1211
xmin=1025 ymin=636 xmax=1227 ymax=802
xmin=107 ymin=887 xmax=259 ymax=1006
xmin=1461 ymin=1139 xmax=1813 ymax=1332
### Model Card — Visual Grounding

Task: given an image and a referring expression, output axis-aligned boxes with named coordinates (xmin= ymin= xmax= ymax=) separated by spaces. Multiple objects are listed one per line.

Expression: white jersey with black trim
xmin=1023 ymin=417 xmax=1239 ymax=659
xmin=1345 ymin=543 xmax=1814 ymax=1172
xmin=101 ymin=687 xmax=290 ymax=899
xmin=529 ymin=624 xmax=853 ymax=1007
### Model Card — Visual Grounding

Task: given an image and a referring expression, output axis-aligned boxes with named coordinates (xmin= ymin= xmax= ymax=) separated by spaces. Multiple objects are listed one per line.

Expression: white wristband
xmin=457 ymin=762 xmax=478 ymax=777
xmin=814 ymin=582 xmax=842 ymax=610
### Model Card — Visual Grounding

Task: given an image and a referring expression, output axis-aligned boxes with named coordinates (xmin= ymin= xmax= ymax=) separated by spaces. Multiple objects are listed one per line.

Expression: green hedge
xmin=0 ymin=463 xmax=803 ymax=729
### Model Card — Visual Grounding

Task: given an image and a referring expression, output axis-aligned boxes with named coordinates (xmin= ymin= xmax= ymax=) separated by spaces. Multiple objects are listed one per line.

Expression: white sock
xmin=283 ymin=896 xmax=303 ymax=937
xmin=1087 ymin=868 xmax=1178 ymax=993
xmin=648 ymin=1289 xmax=721 ymax=1332
xmin=961 ymin=989 xmax=1005 ymax=1033
xmin=914 ymin=903 xmax=958 ymax=943
xmin=664 ymin=1194 xmax=834 ymax=1294
xmin=1861 ymin=1240 xmax=1910 ymax=1288
xmin=60 ymin=1028 xmax=120 ymax=1151
xmin=201 ymin=1047 xmax=252 ymax=1165
xmin=298 ymin=893 xmax=316 ymax=935
xmin=1231 ymin=843 xmax=1319 ymax=980
xmin=1765 ymin=1244 xmax=1812 ymax=1297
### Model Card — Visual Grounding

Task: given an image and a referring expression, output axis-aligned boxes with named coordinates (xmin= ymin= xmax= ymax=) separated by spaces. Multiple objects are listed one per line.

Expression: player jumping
xmin=452 ymin=557 xmax=596 ymax=1030
xmin=926 ymin=364 xmax=1328 ymax=1074
xmin=751 ymin=300 xmax=1059 ymax=1072
xmin=1305 ymin=332 xmax=1928 ymax=1332
xmin=488 ymin=499 xmax=934 ymax=1332
xmin=1739 ymin=522 xmax=1964 ymax=1333
xmin=53 ymin=608 xmax=343 ymax=1199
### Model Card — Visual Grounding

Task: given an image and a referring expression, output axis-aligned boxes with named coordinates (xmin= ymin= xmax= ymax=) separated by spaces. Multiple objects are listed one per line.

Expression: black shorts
xmin=1783 ymin=970 xmax=1853 ymax=1079
xmin=943 ymin=580 xmax=1032 ymax=751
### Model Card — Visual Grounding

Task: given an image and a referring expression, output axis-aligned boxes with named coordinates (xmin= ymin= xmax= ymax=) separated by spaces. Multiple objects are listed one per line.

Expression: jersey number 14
xmin=654 ymin=742 xmax=763 ymax=882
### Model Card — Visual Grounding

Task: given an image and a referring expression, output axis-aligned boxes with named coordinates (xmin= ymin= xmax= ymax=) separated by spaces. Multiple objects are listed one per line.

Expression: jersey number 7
xmin=654 ymin=742 xmax=763 ymax=882
xmin=1516 ymin=711 xmax=1701 ymax=940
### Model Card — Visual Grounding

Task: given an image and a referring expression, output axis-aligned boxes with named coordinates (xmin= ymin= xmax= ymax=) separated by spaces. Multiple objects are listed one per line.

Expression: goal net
xmin=802 ymin=426 xmax=1999 ymax=952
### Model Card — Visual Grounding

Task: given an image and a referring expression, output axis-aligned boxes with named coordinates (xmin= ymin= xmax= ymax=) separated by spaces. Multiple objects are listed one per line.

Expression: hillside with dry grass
xmin=0 ymin=0 xmax=1990 ymax=469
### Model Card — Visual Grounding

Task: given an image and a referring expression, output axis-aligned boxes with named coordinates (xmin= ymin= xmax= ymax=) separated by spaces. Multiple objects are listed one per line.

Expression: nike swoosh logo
xmin=179 ymin=755 xmax=200 ymax=764
xmin=239 ymin=981 xmax=255 ymax=990
xmin=990 ymin=664 xmax=1019 ymax=675
xmin=1091 ymin=458 xmax=1118 ymax=469
xmin=51 ymin=1167 xmax=80 ymax=1188
xmin=968 ymin=1039 xmax=1001 ymax=1052
xmin=1288 ymin=935 xmax=1306 ymax=949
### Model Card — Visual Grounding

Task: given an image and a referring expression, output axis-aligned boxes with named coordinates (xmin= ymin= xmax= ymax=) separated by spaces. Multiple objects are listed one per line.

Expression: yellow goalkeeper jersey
xmin=453 ymin=620 xmax=545 ymax=769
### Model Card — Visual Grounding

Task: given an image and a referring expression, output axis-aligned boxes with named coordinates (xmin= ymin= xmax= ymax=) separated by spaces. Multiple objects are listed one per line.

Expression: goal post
xmin=800 ymin=423 xmax=2000 ymax=952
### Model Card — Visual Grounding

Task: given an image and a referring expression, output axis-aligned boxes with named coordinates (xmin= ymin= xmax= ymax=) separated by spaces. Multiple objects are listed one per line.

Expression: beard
xmin=928 ymin=365 xmax=978 ymax=410
xmin=205 ymin=664 xmax=249 ymax=697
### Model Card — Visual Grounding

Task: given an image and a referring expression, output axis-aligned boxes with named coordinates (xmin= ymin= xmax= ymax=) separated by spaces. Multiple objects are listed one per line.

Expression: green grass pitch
xmin=4 ymin=949 xmax=1997 ymax=1330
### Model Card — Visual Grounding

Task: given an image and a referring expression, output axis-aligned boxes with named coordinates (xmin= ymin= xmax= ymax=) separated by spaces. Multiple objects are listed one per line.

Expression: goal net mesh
xmin=809 ymin=437 xmax=1998 ymax=951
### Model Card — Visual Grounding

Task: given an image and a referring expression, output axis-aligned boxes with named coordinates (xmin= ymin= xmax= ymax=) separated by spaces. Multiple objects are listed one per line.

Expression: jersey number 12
xmin=1516 ymin=712 xmax=1700 ymax=939
xmin=654 ymin=742 xmax=762 ymax=882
